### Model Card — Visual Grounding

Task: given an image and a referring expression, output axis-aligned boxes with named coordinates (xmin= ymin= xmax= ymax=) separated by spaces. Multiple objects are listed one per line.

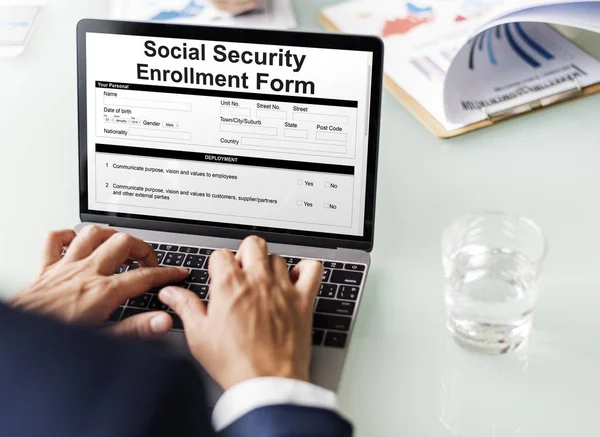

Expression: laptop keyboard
xmin=108 ymin=242 xmax=366 ymax=349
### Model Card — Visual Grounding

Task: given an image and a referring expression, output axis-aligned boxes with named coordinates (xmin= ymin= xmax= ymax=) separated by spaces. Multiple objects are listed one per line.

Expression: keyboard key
xmin=188 ymin=269 xmax=209 ymax=284
xmin=127 ymin=293 xmax=152 ymax=309
xmin=324 ymin=331 xmax=347 ymax=348
xmin=170 ymin=314 xmax=184 ymax=330
xmin=147 ymin=243 xmax=159 ymax=250
xmin=323 ymin=261 xmax=344 ymax=269
xmin=129 ymin=262 xmax=140 ymax=270
xmin=344 ymin=263 xmax=366 ymax=272
xmin=313 ymin=313 xmax=351 ymax=331
xmin=114 ymin=265 xmax=128 ymax=274
xmin=154 ymin=251 xmax=166 ymax=264
xmin=183 ymin=255 xmax=206 ymax=269
xmin=312 ymin=329 xmax=325 ymax=346
xmin=121 ymin=307 xmax=150 ymax=320
xmin=337 ymin=286 xmax=359 ymax=301
xmin=330 ymin=269 xmax=363 ymax=286
xmin=109 ymin=307 xmax=123 ymax=322
xmin=189 ymin=284 xmax=209 ymax=299
xmin=148 ymin=295 xmax=169 ymax=311
xmin=163 ymin=252 xmax=185 ymax=266
xmin=159 ymin=244 xmax=179 ymax=252
xmin=322 ymin=269 xmax=331 ymax=282
xmin=319 ymin=283 xmax=337 ymax=298
xmin=199 ymin=248 xmax=215 ymax=255
xmin=316 ymin=299 xmax=355 ymax=316
xmin=179 ymin=246 xmax=199 ymax=254
xmin=284 ymin=257 xmax=301 ymax=265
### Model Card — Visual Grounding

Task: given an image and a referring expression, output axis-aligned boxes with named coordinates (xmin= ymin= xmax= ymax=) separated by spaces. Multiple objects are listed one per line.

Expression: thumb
xmin=106 ymin=311 xmax=173 ymax=339
xmin=159 ymin=286 xmax=207 ymax=331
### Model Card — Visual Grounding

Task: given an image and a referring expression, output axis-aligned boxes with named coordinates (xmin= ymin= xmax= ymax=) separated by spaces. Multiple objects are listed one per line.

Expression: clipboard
xmin=318 ymin=12 xmax=600 ymax=139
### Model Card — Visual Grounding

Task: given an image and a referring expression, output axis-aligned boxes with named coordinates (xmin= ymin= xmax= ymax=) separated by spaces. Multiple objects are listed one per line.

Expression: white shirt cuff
xmin=212 ymin=377 xmax=338 ymax=431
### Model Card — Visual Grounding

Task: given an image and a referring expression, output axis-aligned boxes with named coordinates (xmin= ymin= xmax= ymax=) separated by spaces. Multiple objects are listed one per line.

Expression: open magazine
xmin=321 ymin=0 xmax=600 ymax=137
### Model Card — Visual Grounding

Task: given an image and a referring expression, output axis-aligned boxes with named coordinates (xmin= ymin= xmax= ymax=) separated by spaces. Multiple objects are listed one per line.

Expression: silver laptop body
xmin=76 ymin=19 xmax=383 ymax=404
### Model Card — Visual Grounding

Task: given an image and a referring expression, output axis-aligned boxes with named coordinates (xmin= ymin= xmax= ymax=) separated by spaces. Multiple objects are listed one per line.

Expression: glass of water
xmin=442 ymin=212 xmax=547 ymax=354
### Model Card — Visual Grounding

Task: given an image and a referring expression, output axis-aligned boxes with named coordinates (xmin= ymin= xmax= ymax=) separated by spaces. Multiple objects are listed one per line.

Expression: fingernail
xmin=150 ymin=313 xmax=170 ymax=334
xmin=178 ymin=267 xmax=190 ymax=275
xmin=159 ymin=287 xmax=174 ymax=303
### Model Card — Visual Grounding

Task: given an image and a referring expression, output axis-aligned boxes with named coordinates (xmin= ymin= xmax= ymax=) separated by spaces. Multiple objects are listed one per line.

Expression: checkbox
xmin=297 ymin=179 xmax=303 ymax=185
xmin=323 ymin=203 xmax=330 ymax=209
xmin=297 ymin=200 xmax=303 ymax=206
xmin=324 ymin=182 xmax=331 ymax=188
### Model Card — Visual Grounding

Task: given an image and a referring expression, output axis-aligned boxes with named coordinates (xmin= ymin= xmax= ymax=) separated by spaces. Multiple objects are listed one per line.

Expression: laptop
xmin=76 ymin=19 xmax=383 ymax=402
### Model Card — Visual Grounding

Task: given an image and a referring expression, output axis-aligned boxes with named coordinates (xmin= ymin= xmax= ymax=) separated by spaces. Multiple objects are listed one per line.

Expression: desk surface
xmin=2 ymin=1 xmax=600 ymax=435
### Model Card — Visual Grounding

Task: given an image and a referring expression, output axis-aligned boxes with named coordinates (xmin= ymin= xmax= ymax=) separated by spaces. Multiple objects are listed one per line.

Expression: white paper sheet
xmin=322 ymin=0 xmax=600 ymax=132
xmin=110 ymin=0 xmax=296 ymax=30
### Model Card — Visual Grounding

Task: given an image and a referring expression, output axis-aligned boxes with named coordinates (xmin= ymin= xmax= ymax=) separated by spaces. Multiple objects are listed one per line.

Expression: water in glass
xmin=444 ymin=242 xmax=540 ymax=354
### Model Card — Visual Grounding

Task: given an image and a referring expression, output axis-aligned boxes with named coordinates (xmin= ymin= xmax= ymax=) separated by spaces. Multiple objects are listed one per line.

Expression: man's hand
xmin=212 ymin=0 xmax=257 ymax=15
xmin=159 ymin=236 xmax=323 ymax=390
xmin=10 ymin=226 xmax=189 ymax=338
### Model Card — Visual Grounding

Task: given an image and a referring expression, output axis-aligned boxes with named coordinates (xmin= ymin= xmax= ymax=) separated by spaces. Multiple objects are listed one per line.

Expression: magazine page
xmin=322 ymin=0 xmax=598 ymax=131
xmin=443 ymin=8 xmax=600 ymax=125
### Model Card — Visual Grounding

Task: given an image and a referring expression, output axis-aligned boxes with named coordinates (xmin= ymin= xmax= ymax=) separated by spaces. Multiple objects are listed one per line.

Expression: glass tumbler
xmin=442 ymin=212 xmax=547 ymax=354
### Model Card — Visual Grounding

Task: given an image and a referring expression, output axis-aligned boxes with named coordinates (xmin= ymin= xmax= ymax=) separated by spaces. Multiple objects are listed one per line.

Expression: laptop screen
xmin=83 ymin=28 xmax=377 ymax=239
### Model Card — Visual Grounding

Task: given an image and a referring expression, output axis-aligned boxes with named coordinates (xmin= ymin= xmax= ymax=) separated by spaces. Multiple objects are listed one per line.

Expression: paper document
xmin=0 ymin=0 xmax=46 ymax=57
xmin=110 ymin=0 xmax=296 ymax=30
xmin=322 ymin=0 xmax=600 ymax=132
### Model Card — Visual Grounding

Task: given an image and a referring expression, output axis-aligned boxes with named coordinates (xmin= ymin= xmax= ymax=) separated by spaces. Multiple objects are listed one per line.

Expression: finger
xmin=40 ymin=229 xmax=77 ymax=270
xmin=63 ymin=225 xmax=117 ymax=262
xmin=236 ymin=236 xmax=271 ymax=282
xmin=159 ymin=287 xmax=207 ymax=331
xmin=208 ymin=249 xmax=244 ymax=293
xmin=213 ymin=0 xmax=256 ymax=14
xmin=270 ymin=254 xmax=293 ymax=288
xmin=106 ymin=311 xmax=172 ymax=339
xmin=110 ymin=266 xmax=189 ymax=304
xmin=92 ymin=232 xmax=158 ymax=275
xmin=291 ymin=260 xmax=323 ymax=300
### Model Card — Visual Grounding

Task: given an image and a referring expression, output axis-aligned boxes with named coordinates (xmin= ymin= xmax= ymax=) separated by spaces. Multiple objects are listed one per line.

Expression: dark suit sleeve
xmin=0 ymin=303 xmax=213 ymax=437
xmin=0 ymin=303 xmax=353 ymax=437
xmin=220 ymin=405 xmax=353 ymax=437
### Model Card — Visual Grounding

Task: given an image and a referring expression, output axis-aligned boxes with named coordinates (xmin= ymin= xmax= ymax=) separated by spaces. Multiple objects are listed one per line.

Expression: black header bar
xmin=96 ymin=81 xmax=358 ymax=108
xmin=96 ymin=143 xmax=355 ymax=175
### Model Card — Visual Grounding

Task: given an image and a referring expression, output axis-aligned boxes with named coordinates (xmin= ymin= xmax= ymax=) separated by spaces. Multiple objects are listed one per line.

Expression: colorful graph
xmin=151 ymin=0 xmax=206 ymax=21
xmin=468 ymin=23 xmax=554 ymax=70
xmin=381 ymin=1 xmax=434 ymax=37
xmin=382 ymin=15 xmax=431 ymax=37
xmin=406 ymin=2 xmax=433 ymax=15
xmin=411 ymin=47 xmax=457 ymax=82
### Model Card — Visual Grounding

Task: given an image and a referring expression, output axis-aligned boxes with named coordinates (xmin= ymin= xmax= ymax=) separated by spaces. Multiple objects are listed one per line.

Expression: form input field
xmin=257 ymin=109 xmax=287 ymax=120
xmin=241 ymin=137 xmax=346 ymax=154
xmin=285 ymin=129 xmax=308 ymax=139
xmin=128 ymin=128 xmax=191 ymax=141
xmin=221 ymin=124 xmax=277 ymax=136
xmin=220 ymin=107 xmax=251 ymax=116
xmin=316 ymin=131 xmax=347 ymax=142
xmin=103 ymin=97 xmax=191 ymax=111
xmin=292 ymin=112 xmax=349 ymax=125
